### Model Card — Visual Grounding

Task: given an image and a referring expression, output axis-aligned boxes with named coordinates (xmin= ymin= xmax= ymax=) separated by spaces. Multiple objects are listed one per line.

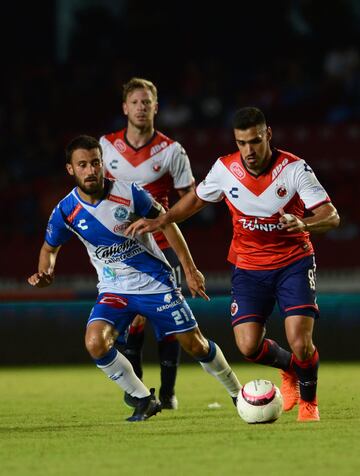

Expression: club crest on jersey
xmin=230 ymin=162 xmax=245 ymax=180
xmin=276 ymin=185 xmax=288 ymax=198
xmin=152 ymin=157 xmax=162 ymax=172
xmin=114 ymin=139 xmax=126 ymax=154
xmin=114 ymin=206 xmax=129 ymax=221
xmin=231 ymin=301 xmax=238 ymax=316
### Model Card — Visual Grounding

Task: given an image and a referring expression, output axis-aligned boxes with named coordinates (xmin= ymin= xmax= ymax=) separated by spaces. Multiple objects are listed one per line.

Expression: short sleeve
xmin=131 ymin=182 xmax=154 ymax=217
xmin=45 ymin=205 xmax=73 ymax=247
xmin=196 ymin=160 xmax=225 ymax=203
xmin=169 ymin=142 xmax=195 ymax=189
xmin=295 ymin=160 xmax=330 ymax=209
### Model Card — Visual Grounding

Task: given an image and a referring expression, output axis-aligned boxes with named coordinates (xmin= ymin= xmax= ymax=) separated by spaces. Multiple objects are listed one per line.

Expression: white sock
xmin=96 ymin=349 xmax=150 ymax=399
xmin=200 ymin=342 xmax=241 ymax=397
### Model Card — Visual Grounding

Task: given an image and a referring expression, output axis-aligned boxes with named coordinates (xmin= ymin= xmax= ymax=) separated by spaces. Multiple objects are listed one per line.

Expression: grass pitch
xmin=0 ymin=362 xmax=359 ymax=476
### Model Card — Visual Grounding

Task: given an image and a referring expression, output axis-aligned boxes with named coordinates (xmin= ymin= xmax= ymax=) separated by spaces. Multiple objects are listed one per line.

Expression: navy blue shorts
xmin=230 ymin=255 xmax=319 ymax=328
xmin=88 ymin=289 xmax=197 ymax=343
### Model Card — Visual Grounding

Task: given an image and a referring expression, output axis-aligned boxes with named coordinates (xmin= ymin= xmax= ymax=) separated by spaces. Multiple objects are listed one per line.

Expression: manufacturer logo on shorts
xmin=231 ymin=301 xmax=238 ymax=316
xmin=99 ymin=294 xmax=128 ymax=308
xmin=114 ymin=206 xmax=129 ymax=221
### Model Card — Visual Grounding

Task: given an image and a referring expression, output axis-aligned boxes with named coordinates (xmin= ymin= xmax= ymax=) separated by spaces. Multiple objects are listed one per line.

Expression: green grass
xmin=0 ymin=363 xmax=359 ymax=476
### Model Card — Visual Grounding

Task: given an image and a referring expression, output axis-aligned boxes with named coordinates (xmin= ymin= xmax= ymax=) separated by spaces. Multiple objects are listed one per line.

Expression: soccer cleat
xmin=159 ymin=394 xmax=178 ymax=410
xmin=280 ymin=369 xmax=300 ymax=411
xmin=297 ymin=398 xmax=320 ymax=422
xmin=232 ymin=396 xmax=237 ymax=407
xmin=126 ymin=388 xmax=162 ymax=422
xmin=123 ymin=391 xmax=138 ymax=409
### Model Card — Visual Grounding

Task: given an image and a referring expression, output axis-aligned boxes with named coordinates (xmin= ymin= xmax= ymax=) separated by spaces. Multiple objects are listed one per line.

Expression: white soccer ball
xmin=236 ymin=379 xmax=283 ymax=424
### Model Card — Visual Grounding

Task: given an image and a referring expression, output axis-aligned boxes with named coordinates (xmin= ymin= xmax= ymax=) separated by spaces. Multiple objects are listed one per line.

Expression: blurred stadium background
xmin=1 ymin=0 xmax=359 ymax=363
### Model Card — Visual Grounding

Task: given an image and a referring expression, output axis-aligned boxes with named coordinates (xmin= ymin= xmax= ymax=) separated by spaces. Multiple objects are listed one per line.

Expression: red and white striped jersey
xmin=100 ymin=129 xmax=194 ymax=248
xmin=196 ymin=148 xmax=331 ymax=270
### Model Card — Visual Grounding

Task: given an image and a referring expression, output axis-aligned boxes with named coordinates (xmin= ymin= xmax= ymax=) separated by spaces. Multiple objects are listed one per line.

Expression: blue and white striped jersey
xmin=45 ymin=179 xmax=175 ymax=294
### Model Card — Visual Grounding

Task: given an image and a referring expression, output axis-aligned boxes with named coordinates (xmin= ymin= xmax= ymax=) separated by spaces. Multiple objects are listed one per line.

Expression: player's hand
xmin=184 ymin=268 xmax=210 ymax=301
xmin=278 ymin=208 xmax=307 ymax=233
xmin=27 ymin=272 xmax=54 ymax=288
xmin=125 ymin=217 xmax=164 ymax=237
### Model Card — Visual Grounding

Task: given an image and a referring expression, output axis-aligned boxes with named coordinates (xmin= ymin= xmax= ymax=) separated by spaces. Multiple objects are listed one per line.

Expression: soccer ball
xmin=236 ymin=379 xmax=283 ymax=424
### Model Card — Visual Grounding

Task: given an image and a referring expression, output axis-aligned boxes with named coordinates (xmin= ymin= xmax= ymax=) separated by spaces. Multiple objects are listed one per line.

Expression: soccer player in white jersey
xmin=100 ymin=78 xmax=195 ymax=410
xmin=126 ymin=107 xmax=340 ymax=422
xmin=28 ymin=135 xmax=241 ymax=422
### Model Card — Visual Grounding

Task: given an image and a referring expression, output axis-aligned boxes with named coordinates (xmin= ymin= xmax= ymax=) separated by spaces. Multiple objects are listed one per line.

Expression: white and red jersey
xmin=100 ymin=129 xmax=194 ymax=249
xmin=196 ymin=148 xmax=331 ymax=270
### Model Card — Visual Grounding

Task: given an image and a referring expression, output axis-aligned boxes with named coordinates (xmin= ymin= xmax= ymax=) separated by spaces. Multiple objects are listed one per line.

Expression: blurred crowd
xmin=1 ymin=0 xmax=359 ymax=277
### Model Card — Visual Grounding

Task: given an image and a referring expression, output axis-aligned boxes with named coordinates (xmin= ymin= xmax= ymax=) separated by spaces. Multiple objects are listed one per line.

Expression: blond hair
xmin=122 ymin=77 xmax=158 ymax=102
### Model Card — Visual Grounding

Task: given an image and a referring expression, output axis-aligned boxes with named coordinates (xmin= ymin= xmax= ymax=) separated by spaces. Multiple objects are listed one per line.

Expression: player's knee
xmin=290 ymin=339 xmax=314 ymax=361
xmin=182 ymin=336 xmax=208 ymax=359
xmin=235 ymin=335 xmax=259 ymax=357
xmin=85 ymin=334 xmax=109 ymax=359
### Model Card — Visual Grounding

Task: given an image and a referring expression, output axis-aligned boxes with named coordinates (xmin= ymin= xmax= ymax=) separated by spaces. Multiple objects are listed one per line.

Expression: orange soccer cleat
xmin=280 ymin=369 xmax=300 ymax=411
xmin=297 ymin=398 xmax=320 ymax=422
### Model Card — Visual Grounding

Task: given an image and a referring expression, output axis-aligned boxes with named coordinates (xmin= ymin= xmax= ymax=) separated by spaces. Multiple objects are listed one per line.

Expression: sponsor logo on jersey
xmin=113 ymin=223 xmax=130 ymax=234
xmin=108 ymin=194 xmax=131 ymax=206
xmin=276 ymin=185 xmax=288 ymax=198
xmin=231 ymin=301 xmax=238 ymax=316
xmin=102 ymin=266 xmax=117 ymax=281
xmin=238 ymin=218 xmax=284 ymax=232
xmin=271 ymin=158 xmax=289 ymax=180
xmin=157 ymin=298 xmax=183 ymax=312
xmin=114 ymin=139 xmax=126 ymax=154
xmin=95 ymin=239 xmax=143 ymax=263
xmin=230 ymin=162 xmax=245 ymax=180
xmin=114 ymin=206 xmax=129 ymax=221
xmin=150 ymin=141 xmax=168 ymax=156
xmin=67 ymin=203 xmax=82 ymax=223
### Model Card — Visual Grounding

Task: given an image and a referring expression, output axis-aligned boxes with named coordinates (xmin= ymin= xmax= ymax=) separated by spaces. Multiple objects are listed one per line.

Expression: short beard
xmin=78 ymin=184 xmax=102 ymax=195
xmin=75 ymin=178 xmax=103 ymax=196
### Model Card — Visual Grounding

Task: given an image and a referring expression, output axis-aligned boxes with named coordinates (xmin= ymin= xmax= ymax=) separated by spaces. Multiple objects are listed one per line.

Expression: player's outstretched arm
xmin=27 ymin=242 xmax=61 ymax=288
xmin=161 ymin=220 xmax=210 ymax=301
xmin=125 ymin=190 xmax=207 ymax=237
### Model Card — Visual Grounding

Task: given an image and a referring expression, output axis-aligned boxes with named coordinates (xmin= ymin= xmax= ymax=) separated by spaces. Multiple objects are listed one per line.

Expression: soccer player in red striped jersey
xmin=100 ymin=78 xmax=195 ymax=410
xmin=125 ymin=107 xmax=340 ymax=422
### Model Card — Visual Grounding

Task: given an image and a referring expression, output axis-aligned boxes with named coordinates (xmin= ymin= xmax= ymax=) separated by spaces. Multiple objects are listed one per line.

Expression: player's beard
xmin=76 ymin=176 xmax=104 ymax=195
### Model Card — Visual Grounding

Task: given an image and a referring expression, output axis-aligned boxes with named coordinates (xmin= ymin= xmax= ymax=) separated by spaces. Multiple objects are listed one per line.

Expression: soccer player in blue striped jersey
xmin=28 ymin=135 xmax=241 ymax=422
